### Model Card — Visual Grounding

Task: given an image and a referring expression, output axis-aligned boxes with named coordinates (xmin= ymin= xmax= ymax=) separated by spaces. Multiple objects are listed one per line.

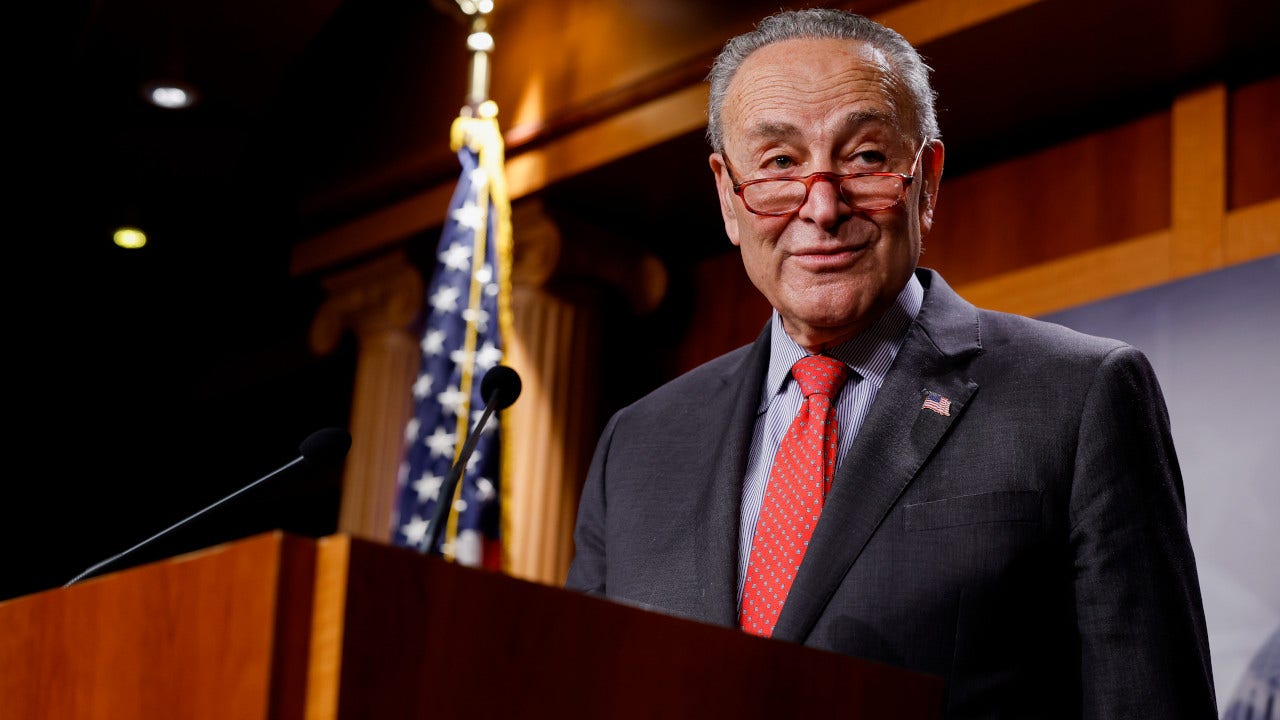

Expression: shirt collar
xmin=760 ymin=272 xmax=924 ymax=411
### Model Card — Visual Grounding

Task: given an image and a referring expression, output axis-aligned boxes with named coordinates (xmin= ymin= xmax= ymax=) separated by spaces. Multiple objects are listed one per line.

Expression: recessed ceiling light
xmin=143 ymin=81 xmax=199 ymax=110
xmin=114 ymin=226 xmax=148 ymax=249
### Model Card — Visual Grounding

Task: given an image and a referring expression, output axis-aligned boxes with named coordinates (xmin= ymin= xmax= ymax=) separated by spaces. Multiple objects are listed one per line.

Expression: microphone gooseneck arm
xmin=418 ymin=366 xmax=522 ymax=557
xmin=63 ymin=427 xmax=351 ymax=588
xmin=419 ymin=401 xmax=498 ymax=556
xmin=63 ymin=457 xmax=307 ymax=587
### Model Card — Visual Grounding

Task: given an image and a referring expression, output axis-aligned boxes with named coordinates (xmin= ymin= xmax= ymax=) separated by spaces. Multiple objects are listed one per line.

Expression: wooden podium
xmin=0 ymin=532 xmax=944 ymax=719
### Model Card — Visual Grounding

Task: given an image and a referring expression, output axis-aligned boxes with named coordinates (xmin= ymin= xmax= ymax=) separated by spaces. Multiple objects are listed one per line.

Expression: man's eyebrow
xmin=742 ymin=112 xmax=902 ymax=146
xmin=842 ymin=109 xmax=900 ymax=131
xmin=742 ymin=121 xmax=803 ymax=145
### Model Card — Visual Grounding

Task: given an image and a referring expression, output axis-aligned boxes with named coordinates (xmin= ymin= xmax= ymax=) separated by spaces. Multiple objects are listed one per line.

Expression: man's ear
xmin=917 ymin=139 xmax=945 ymax=237
xmin=709 ymin=153 xmax=742 ymax=246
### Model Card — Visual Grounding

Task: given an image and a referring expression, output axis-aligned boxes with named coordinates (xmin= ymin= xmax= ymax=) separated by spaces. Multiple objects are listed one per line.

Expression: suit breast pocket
xmin=902 ymin=490 xmax=1041 ymax=531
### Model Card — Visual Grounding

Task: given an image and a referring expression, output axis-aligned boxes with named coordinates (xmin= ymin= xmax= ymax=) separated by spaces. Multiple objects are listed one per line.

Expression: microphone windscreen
xmin=299 ymin=427 xmax=352 ymax=465
xmin=480 ymin=365 xmax=522 ymax=410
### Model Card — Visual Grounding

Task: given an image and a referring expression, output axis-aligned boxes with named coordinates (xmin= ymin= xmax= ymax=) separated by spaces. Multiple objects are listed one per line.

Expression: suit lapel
xmin=694 ymin=322 xmax=772 ymax=627
xmin=772 ymin=269 xmax=983 ymax=643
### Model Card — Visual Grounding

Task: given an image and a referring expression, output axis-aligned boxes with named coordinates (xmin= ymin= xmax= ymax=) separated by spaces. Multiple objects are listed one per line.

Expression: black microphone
xmin=418 ymin=365 xmax=522 ymax=556
xmin=64 ymin=427 xmax=352 ymax=587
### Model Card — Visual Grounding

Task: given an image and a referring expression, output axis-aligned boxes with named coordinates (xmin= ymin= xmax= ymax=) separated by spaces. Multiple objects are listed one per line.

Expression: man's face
xmin=710 ymin=37 xmax=944 ymax=352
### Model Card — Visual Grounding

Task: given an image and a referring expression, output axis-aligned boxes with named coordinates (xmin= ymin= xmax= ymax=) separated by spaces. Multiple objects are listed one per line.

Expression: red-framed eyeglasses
xmin=726 ymin=139 xmax=930 ymax=216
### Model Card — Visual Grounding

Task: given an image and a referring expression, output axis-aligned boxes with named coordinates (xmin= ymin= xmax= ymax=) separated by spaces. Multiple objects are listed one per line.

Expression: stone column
xmin=501 ymin=198 xmax=667 ymax=585
xmin=310 ymin=251 xmax=423 ymax=542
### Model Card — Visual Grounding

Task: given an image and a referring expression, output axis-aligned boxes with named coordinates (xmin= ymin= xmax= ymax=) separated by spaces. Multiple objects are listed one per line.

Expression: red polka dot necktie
xmin=740 ymin=354 xmax=849 ymax=638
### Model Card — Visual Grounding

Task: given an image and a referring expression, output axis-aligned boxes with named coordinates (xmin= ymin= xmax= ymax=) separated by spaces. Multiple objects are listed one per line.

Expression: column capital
xmin=512 ymin=197 xmax=668 ymax=314
xmin=310 ymin=251 xmax=425 ymax=355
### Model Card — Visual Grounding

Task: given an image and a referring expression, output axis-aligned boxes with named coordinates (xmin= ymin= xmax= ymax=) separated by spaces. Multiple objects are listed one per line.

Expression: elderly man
xmin=565 ymin=8 xmax=1216 ymax=718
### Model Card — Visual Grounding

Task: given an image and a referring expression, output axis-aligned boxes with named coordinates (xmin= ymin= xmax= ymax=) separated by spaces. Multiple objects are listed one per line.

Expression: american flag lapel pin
xmin=922 ymin=390 xmax=951 ymax=416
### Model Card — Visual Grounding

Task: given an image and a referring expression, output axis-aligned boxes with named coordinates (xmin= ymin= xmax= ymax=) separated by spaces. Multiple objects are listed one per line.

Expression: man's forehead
xmin=724 ymin=37 xmax=910 ymax=148
xmin=741 ymin=110 xmax=901 ymax=143
xmin=727 ymin=38 xmax=904 ymax=103
xmin=734 ymin=36 xmax=894 ymax=81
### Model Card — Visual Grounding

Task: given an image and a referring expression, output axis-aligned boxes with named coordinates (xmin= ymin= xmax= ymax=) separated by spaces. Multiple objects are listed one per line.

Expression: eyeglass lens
xmin=741 ymin=174 xmax=904 ymax=214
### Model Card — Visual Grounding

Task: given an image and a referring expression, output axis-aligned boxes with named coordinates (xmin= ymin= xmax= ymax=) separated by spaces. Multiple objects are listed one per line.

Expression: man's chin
xmin=779 ymin=308 xmax=875 ymax=350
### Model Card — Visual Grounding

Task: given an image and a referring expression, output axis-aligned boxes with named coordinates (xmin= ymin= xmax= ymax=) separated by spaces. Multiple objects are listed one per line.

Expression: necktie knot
xmin=792 ymin=355 xmax=848 ymax=399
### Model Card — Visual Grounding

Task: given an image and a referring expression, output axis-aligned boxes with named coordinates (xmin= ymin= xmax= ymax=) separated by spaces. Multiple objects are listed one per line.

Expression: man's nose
xmin=798 ymin=174 xmax=847 ymax=226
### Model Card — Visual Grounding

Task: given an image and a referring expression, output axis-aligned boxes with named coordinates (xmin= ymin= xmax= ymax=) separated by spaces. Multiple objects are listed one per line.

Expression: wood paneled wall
xmin=925 ymin=113 xmax=1172 ymax=286
xmin=955 ymin=80 xmax=1278 ymax=318
xmin=1229 ymin=75 xmax=1280 ymax=210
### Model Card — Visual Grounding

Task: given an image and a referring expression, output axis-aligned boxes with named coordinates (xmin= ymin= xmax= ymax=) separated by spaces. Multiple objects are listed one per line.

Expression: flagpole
xmin=462 ymin=3 xmax=494 ymax=115
xmin=390 ymin=0 xmax=514 ymax=568
xmin=442 ymin=0 xmax=500 ymax=563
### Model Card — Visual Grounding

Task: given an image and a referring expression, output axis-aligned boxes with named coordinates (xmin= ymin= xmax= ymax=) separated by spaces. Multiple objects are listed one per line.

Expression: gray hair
xmin=705 ymin=8 xmax=939 ymax=154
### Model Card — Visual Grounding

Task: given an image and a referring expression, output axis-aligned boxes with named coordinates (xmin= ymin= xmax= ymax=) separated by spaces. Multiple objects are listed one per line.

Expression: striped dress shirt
xmin=736 ymin=274 xmax=924 ymax=603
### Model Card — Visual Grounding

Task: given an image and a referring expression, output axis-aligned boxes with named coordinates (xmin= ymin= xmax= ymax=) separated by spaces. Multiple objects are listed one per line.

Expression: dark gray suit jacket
xmin=566 ymin=268 xmax=1216 ymax=718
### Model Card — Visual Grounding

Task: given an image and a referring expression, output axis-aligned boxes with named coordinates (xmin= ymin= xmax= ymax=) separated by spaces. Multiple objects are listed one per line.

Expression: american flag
xmin=391 ymin=114 xmax=512 ymax=570
xmin=922 ymin=391 xmax=951 ymax=416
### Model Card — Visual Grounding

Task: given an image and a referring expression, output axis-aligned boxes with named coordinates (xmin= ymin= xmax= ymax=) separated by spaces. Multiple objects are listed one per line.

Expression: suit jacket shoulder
xmin=565 ymin=321 xmax=771 ymax=623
